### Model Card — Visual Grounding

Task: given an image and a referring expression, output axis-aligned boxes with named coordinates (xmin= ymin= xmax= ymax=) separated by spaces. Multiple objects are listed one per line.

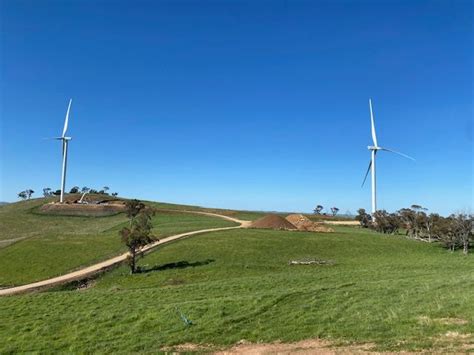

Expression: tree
xmin=43 ymin=188 xmax=52 ymax=197
xmin=353 ymin=205 xmax=471 ymax=253
xmin=372 ymin=210 xmax=400 ymax=234
xmin=330 ymin=207 xmax=339 ymax=216
xmin=81 ymin=186 xmax=90 ymax=193
xmin=451 ymin=213 xmax=473 ymax=255
xmin=111 ymin=192 xmax=118 ymax=197
xmin=436 ymin=216 xmax=458 ymax=251
xmin=125 ymin=199 xmax=146 ymax=223
xmin=52 ymin=189 xmax=61 ymax=196
xmin=356 ymin=208 xmax=372 ymax=228
xmin=103 ymin=186 xmax=110 ymax=194
xmin=119 ymin=202 xmax=156 ymax=273
xmin=18 ymin=189 xmax=34 ymax=200
xmin=313 ymin=205 xmax=324 ymax=215
xmin=397 ymin=205 xmax=431 ymax=240
xmin=425 ymin=213 xmax=441 ymax=243
xmin=413 ymin=205 xmax=428 ymax=238
xmin=398 ymin=208 xmax=417 ymax=238
xmin=69 ymin=186 xmax=80 ymax=193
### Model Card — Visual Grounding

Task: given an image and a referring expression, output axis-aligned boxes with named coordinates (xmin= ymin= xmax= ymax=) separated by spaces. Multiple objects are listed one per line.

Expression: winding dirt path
xmin=0 ymin=211 xmax=249 ymax=296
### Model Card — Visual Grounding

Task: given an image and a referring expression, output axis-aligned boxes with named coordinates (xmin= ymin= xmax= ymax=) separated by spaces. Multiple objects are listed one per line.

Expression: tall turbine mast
xmin=369 ymin=99 xmax=378 ymax=215
xmin=362 ymin=99 xmax=414 ymax=217
xmin=51 ymin=99 xmax=73 ymax=203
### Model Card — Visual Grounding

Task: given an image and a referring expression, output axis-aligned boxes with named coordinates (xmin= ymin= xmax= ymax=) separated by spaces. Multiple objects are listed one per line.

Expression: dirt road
xmin=0 ymin=211 xmax=249 ymax=296
xmin=322 ymin=220 xmax=359 ymax=226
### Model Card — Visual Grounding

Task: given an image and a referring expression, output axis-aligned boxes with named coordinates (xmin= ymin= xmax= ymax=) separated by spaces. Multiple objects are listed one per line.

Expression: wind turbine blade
xmin=369 ymin=99 xmax=378 ymax=147
xmin=361 ymin=159 xmax=372 ymax=187
xmin=380 ymin=147 xmax=415 ymax=161
xmin=62 ymin=99 xmax=72 ymax=137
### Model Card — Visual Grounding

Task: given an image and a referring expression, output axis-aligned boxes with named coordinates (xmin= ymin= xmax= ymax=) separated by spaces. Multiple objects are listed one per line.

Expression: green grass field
xmin=0 ymin=199 xmax=237 ymax=286
xmin=0 ymin=214 xmax=472 ymax=353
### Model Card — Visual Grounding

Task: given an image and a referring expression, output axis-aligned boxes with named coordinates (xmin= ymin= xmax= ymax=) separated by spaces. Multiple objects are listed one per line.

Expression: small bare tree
xmin=18 ymin=189 xmax=34 ymax=200
xmin=25 ymin=189 xmax=34 ymax=199
xmin=313 ymin=205 xmax=324 ymax=215
xmin=425 ymin=213 xmax=441 ymax=243
xmin=451 ymin=213 xmax=473 ymax=255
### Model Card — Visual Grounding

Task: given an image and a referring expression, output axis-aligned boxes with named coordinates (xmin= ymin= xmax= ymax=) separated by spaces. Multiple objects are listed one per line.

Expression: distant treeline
xmin=17 ymin=186 xmax=119 ymax=200
xmin=356 ymin=205 xmax=473 ymax=254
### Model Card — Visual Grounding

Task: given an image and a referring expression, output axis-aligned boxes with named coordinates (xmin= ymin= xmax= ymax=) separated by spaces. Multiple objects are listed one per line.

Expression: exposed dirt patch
xmin=164 ymin=337 xmax=473 ymax=354
xmin=39 ymin=201 xmax=125 ymax=216
xmin=161 ymin=343 xmax=213 ymax=352
xmin=215 ymin=339 xmax=385 ymax=354
xmin=429 ymin=331 xmax=474 ymax=352
xmin=249 ymin=214 xmax=297 ymax=231
xmin=286 ymin=214 xmax=334 ymax=233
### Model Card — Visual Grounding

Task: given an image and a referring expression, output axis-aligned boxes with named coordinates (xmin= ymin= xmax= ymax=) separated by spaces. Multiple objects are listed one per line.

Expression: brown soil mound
xmin=249 ymin=214 xmax=297 ymax=230
xmin=39 ymin=202 xmax=126 ymax=217
xmin=286 ymin=214 xmax=334 ymax=233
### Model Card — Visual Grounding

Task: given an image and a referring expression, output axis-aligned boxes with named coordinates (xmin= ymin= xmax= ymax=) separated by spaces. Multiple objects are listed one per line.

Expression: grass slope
xmin=147 ymin=200 xmax=268 ymax=221
xmin=0 ymin=199 xmax=237 ymax=286
xmin=1 ymin=227 xmax=472 ymax=352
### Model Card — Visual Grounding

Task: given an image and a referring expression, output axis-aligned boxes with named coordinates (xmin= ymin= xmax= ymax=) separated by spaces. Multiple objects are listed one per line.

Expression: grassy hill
xmin=0 ymin=199 xmax=472 ymax=353
xmin=0 ymin=198 xmax=239 ymax=286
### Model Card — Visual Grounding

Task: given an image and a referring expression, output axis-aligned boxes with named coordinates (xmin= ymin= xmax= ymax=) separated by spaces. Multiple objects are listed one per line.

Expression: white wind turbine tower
xmin=362 ymin=99 xmax=415 ymax=215
xmin=51 ymin=99 xmax=73 ymax=203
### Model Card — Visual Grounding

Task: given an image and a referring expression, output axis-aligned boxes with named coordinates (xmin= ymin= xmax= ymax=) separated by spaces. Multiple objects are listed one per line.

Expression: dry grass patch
xmin=418 ymin=315 xmax=469 ymax=326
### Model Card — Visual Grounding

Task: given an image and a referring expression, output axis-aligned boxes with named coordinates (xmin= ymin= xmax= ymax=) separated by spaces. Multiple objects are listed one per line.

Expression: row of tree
xmin=17 ymin=186 xmax=118 ymax=199
xmin=66 ymin=186 xmax=118 ymax=196
xmin=313 ymin=205 xmax=339 ymax=216
xmin=356 ymin=206 xmax=473 ymax=254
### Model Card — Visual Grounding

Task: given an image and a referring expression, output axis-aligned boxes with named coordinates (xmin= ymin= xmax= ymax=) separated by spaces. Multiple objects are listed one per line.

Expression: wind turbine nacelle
xmin=367 ymin=145 xmax=379 ymax=150
xmin=63 ymin=137 xmax=72 ymax=141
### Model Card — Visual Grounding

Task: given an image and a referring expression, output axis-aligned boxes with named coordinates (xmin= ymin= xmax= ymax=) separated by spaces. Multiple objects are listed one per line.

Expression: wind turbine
xmin=362 ymin=99 xmax=414 ymax=215
xmin=51 ymin=99 xmax=73 ymax=203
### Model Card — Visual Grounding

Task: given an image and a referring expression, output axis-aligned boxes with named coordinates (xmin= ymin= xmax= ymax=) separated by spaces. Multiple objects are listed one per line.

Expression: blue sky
xmin=1 ymin=0 xmax=472 ymax=215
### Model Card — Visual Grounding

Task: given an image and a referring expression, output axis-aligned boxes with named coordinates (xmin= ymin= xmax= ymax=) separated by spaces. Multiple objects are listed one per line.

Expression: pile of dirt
xmin=249 ymin=214 xmax=297 ymax=230
xmin=285 ymin=214 xmax=334 ymax=233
